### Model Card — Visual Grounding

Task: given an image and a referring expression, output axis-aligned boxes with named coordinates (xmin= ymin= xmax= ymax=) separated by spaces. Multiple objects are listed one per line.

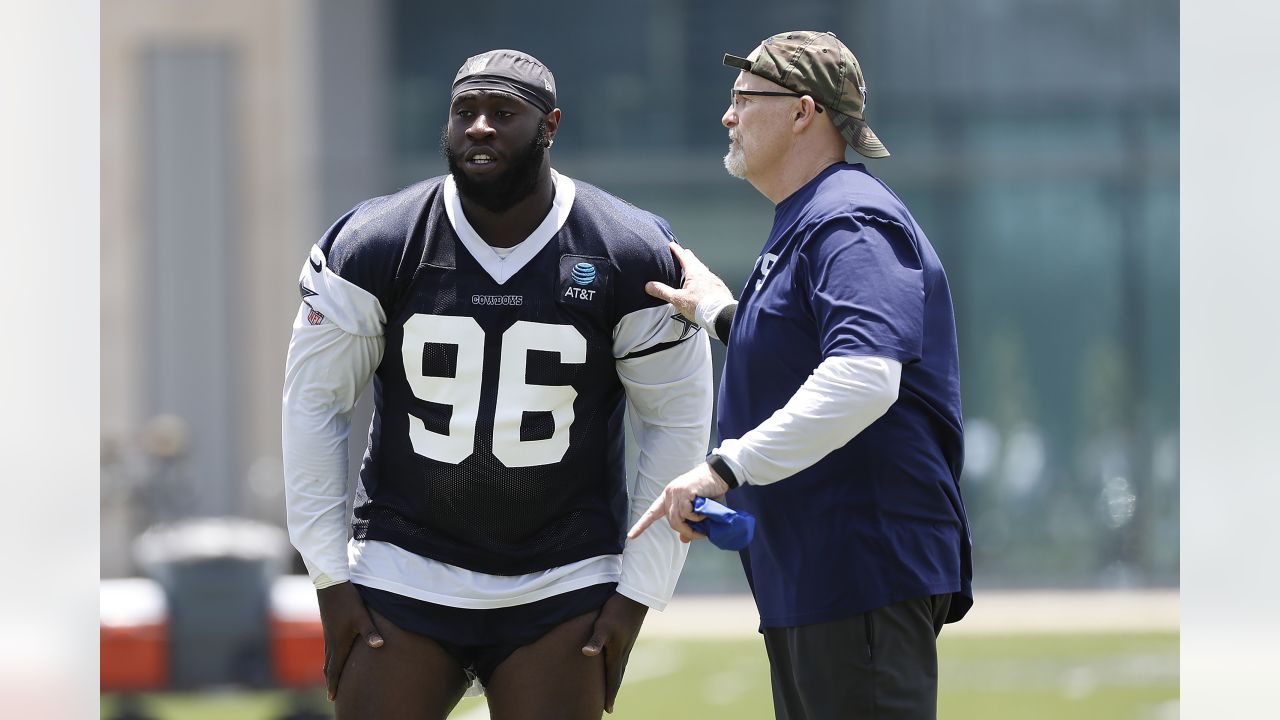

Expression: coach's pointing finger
xmin=626 ymin=497 xmax=665 ymax=539
xmin=630 ymin=465 xmax=726 ymax=542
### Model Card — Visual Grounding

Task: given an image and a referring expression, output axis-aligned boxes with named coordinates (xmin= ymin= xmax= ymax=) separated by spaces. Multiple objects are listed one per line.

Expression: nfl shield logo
xmin=307 ymin=308 xmax=325 ymax=326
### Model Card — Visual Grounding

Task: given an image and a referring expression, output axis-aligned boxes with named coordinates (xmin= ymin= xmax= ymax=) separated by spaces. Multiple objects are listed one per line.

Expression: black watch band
xmin=706 ymin=452 xmax=740 ymax=489
xmin=712 ymin=303 xmax=736 ymax=344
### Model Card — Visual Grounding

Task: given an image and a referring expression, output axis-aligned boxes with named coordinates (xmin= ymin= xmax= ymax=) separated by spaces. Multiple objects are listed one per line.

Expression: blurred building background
xmin=101 ymin=0 xmax=1178 ymax=591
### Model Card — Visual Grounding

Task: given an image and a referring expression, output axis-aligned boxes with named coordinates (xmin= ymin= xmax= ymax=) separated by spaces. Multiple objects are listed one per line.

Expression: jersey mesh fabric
xmin=320 ymin=177 xmax=683 ymax=576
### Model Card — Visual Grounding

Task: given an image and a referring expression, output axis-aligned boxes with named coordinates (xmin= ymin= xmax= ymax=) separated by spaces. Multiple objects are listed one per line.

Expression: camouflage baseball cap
xmin=724 ymin=31 xmax=888 ymax=158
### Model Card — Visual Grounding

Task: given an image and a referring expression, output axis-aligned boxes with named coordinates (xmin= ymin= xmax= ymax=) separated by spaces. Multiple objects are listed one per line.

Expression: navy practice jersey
xmin=719 ymin=162 xmax=973 ymax=627
xmin=302 ymin=174 xmax=698 ymax=576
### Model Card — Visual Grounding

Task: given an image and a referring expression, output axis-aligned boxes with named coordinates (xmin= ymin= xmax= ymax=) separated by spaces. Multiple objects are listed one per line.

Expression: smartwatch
xmin=705 ymin=452 xmax=740 ymax=489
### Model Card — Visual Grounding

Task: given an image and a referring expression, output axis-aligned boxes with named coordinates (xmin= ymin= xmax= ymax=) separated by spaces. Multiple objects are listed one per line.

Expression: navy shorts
xmin=355 ymin=582 xmax=617 ymax=687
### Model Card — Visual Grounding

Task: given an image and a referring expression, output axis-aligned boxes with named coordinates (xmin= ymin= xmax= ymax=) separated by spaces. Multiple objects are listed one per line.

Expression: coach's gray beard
xmin=723 ymin=143 xmax=747 ymax=179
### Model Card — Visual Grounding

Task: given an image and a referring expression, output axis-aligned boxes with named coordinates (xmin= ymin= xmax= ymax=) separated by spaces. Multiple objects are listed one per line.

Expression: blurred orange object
xmin=270 ymin=575 xmax=325 ymax=687
xmin=101 ymin=578 xmax=169 ymax=691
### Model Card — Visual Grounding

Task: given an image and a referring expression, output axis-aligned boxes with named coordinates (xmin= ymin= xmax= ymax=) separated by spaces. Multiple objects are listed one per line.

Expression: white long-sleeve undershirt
xmin=714 ymin=353 xmax=902 ymax=487
xmin=282 ymin=306 xmax=381 ymax=589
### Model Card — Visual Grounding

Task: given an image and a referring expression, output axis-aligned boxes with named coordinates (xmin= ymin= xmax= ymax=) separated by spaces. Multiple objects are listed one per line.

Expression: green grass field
xmin=102 ymin=632 xmax=1177 ymax=719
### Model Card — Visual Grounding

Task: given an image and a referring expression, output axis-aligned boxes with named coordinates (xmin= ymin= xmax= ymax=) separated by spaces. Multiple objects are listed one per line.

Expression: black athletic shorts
xmin=355 ymin=582 xmax=617 ymax=687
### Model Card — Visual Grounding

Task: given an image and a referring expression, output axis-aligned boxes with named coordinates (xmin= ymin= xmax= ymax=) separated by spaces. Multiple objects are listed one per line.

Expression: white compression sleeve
xmin=282 ymin=304 xmax=384 ymax=588
xmin=613 ymin=306 xmax=714 ymax=609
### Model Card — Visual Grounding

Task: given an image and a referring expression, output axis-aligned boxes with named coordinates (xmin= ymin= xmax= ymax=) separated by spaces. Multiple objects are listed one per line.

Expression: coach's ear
xmin=792 ymin=96 xmax=819 ymax=133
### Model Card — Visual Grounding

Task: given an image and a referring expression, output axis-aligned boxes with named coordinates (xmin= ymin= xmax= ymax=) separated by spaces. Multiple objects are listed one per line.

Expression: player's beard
xmin=442 ymin=120 xmax=549 ymax=213
xmin=724 ymin=132 xmax=748 ymax=179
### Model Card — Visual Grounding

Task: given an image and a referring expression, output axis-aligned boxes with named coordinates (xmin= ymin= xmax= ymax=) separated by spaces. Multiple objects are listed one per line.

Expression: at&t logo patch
xmin=559 ymin=255 xmax=609 ymax=308
xmin=567 ymin=262 xmax=598 ymax=299
xmin=571 ymin=262 xmax=597 ymax=286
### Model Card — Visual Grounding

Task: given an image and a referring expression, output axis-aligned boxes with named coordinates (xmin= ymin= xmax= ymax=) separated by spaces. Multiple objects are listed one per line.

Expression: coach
xmin=630 ymin=31 xmax=973 ymax=719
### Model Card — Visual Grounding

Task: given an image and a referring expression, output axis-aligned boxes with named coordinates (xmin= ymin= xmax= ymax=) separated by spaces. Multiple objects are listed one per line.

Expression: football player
xmin=283 ymin=49 xmax=712 ymax=719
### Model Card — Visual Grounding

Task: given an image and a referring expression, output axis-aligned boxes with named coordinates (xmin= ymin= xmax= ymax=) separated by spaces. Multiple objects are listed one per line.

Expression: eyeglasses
xmin=730 ymin=89 xmax=824 ymax=113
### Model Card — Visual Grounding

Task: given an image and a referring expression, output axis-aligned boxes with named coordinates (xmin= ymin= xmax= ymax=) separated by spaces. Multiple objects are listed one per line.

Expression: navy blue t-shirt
xmin=719 ymin=162 xmax=973 ymax=628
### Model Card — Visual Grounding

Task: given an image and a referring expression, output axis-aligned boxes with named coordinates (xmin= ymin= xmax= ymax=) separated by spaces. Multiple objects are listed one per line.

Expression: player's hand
xmin=316 ymin=581 xmax=384 ymax=701
xmin=627 ymin=462 xmax=730 ymax=542
xmin=645 ymin=241 xmax=734 ymax=326
xmin=581 ymin=593 xmax=649 ymax=714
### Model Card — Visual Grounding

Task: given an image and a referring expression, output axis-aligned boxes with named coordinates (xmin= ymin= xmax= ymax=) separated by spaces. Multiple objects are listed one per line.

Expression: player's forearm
xmin=617 ymin=334 xmax=714 ymax=608
xmin=617 ymin=521 xmax=689 ymax=609
xmin=619 ymin=423 xmax=709 ymax=609
xmin=283 ymin=393 xmax=357 ymax=587
xmin=715 ymin=354 xmax=901 ymax=486
xmin=282 ymin=311 xmax=383 ymax=588
xmin=283 ymin=472 xmax=353 ymax=588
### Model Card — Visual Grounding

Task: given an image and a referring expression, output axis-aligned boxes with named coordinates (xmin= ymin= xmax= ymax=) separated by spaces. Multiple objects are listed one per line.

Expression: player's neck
xmin=459 ymin=169 xmax=556 ymax=249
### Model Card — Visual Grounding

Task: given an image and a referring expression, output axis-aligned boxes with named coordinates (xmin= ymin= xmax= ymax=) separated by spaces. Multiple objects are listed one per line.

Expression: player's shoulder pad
xmin=563 ymin=183 xmax=702 ymax=359
xmin=568 ymin=181 xmax=681 ymax=318
xmin=299 ymin=179 xmax=444 ymax=335
xmin=320 ymin=179 xmax=443 ymax=297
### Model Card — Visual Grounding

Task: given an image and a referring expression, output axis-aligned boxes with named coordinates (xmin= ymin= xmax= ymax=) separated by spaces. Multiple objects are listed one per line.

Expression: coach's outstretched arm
xmin=630 ymin=354 xmax=902 ymax=542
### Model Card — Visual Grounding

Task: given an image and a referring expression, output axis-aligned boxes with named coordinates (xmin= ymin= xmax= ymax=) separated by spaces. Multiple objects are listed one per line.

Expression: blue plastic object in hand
xmin=687 ymin=497 xmax=756 ymax=551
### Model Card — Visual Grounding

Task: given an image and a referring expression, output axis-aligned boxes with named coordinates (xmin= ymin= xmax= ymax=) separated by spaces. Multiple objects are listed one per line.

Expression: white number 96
xmin=401 ymin=315 xmax=587 ymax=467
